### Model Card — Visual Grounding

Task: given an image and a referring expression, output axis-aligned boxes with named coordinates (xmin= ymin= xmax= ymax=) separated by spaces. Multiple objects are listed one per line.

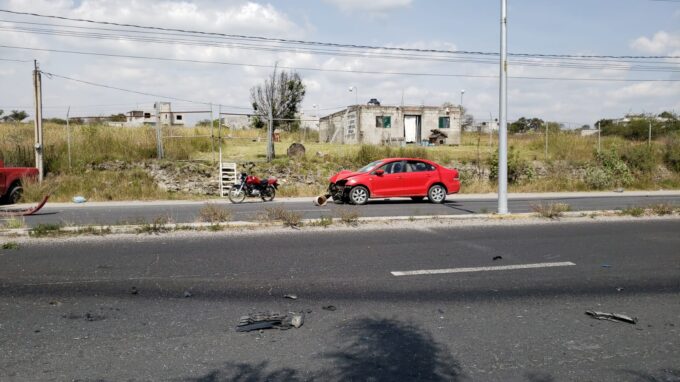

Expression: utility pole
xmin=210 ymin=103 xmax=215 ymax=164
xmin=32 ymin=60 xmax=44 ymax=182
xmin=155 ymin=101 xmax=164 ymax=159
xmin=544 ymin=122 xmax=548 ymax=161
xmin=66 ymin=106 xmax=72 ymax=170
xmin=498 ymin=0 xmax=509 ymax=214
xmin=597 ymin=120 xmax=601 ymax=153
xmin=648 ymin=119 xmax=652 ymax=147
xmin=267 ymin=103 xmax=274 ymax=162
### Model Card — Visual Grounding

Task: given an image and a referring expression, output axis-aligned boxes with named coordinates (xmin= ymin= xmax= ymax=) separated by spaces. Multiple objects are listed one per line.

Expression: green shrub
xmin=584 ymin=149 xmax=633 ymax=189
xmin=664 ymin=133 xmax=680 ymax=172
xmin=488 ymin=146 xmax=534 ymax=184
xmin=622 ymin=144 xmax=657 ymax=173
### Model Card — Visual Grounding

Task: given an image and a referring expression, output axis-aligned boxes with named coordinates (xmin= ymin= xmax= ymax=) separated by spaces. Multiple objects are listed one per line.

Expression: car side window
xmin=406 ymin=160 xmax=435 ymax=172
xmin=378 ymin=161 xmax=404 ymax=174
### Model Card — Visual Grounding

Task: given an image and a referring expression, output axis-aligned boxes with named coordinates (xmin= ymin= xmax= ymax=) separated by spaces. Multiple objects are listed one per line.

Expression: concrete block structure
xmin=319 ymin=104 xmax=462 ymax=145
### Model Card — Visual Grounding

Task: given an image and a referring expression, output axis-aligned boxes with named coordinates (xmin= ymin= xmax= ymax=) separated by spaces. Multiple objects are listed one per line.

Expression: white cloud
xmin=630 ymin=31 xmax=680 ymax=54
xmin=324 ymin=0 xmax=412 ymax=14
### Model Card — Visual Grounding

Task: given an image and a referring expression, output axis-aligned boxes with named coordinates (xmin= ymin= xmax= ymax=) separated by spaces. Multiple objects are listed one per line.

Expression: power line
xmin=4 ymin=45 xmax=680 ymax=82
xmin=39 ymin=70 xmax=252 ymax=109
xmin=4 ymin=24 xmax=680 ymax=73
xmin=0 ymin=57 xmax=30 ymax=62
xmin=1 ymin=8 xmax=679 ymax=60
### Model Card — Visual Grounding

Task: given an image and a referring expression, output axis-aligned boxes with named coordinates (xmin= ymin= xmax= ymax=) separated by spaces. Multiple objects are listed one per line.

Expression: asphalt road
xmin=16 ymin=193 xmax=680 ymax=227
xmin=1 ymin=219 xmax=679 ymax=381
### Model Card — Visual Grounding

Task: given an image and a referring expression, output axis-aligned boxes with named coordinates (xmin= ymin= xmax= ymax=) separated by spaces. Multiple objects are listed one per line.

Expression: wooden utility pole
xmin=32 ymin=60 xmax=44 ymax=182
xmin=267 ymin=103 xmax=274 ymax=162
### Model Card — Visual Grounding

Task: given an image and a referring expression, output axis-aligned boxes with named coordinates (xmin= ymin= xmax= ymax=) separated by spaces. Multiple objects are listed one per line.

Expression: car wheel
xmin=7 ymin=184 xmax=23 ymax=204
xmin=348 ymin=186 xmax=369 ymax=205
xmin=228 ymin=187 xmax=246 ymax=204
xmin=261 ymin=185 xmax=276 ymax=202
xmin=427 ymin=184 xmax=446 ymax=204
xmin=410 ymin=196 xmax=424 ymax=202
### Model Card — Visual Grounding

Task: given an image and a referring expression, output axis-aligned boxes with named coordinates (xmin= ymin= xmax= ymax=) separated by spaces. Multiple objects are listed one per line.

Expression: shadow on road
xmin=183 ymin=318 xmax=464 ymax=382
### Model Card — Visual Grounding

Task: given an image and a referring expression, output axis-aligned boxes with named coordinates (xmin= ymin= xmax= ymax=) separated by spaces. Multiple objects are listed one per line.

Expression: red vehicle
xmin=0 ymin=160 xmax=38 ymax=204
xmin=228 ymin=163 xmax=279 ymax=204
xmin=326 ymin=158 xmax=460 ymax=205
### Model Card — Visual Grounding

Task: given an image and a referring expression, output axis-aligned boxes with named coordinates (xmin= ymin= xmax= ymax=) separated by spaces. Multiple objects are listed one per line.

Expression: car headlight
xmin=347 ymin=179 xmax=357 ymax=184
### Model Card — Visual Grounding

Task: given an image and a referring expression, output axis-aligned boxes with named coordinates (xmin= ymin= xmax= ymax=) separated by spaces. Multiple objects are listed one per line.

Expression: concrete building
xmin=108 ymin=102 xmax=185 ymax=127
xmin=319 ymin=104 xmax=462 ymax=145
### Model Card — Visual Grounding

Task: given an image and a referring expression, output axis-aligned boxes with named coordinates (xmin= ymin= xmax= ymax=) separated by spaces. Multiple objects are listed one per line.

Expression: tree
xmin=108 ymin=113 xmax=126 ymax=122
xmin=2 ymin=110 xmax=28 ymax=122
xmin=250 ymin=66 xmax=306 ymax=160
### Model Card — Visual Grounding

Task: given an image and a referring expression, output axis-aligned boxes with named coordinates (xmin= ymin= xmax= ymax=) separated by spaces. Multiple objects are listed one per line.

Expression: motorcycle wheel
xmin=261 ymin=185 xmax=276 ymax=202
xmin=228 ymin=187 xmax=246 ymax=204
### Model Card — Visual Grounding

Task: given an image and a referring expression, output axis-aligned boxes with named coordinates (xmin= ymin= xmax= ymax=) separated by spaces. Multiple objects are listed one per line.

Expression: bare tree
xmin=250 ymin=65 xmax=305 ymax=161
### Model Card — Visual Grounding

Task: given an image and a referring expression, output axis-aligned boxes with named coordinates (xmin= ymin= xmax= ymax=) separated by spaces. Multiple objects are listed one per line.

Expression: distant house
xmin=220 ymin=115 xmax=251 ymax=130
xmin=107 ymin=102 xmax=185 ymax=127
xmin=319 ymin=104 xmax=462 ymax=145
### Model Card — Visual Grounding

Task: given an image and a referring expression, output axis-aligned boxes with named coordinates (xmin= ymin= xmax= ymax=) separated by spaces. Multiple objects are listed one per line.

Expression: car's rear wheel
xmin=6 ymin=183 xmax=23 ymax=204
xmin=410 ymin=196 xmax=424 ymax=202
xmin=348 ymin=186 xmax=369 ymax=205
xmin=427 ymin=184 xmax=446 ymax=204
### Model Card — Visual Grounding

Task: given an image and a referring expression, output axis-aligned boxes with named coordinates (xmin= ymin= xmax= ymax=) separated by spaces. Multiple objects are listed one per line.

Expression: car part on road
xmin=0 ymin=195 xmax=50 ymax=217
xmin=236 ymin=311 xmax=304 ymax=332
xmin=183 ymin=291 xmax=193 ymax=298
xmin=493 ymin=256 xmax=503 ymax=261
xmin=72 ymin=195 xmax=87 ymax=203
xmin=129 ymin=286 xmax=139 ymax=295
xmin=322 ymin=305 xmax=337 ymax=311
xmin=284 ymin=294 xmax=298 ymax=300
xmin=585 ymin=310 xmax=637 ymax=324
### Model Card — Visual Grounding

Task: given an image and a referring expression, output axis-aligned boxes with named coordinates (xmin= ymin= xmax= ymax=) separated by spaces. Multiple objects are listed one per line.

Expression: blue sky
xmin=0 ymin=0 xmax=679 ymax=127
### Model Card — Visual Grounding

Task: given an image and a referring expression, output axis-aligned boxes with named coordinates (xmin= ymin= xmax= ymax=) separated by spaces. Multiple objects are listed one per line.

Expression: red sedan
xmin=327 ymin=158 xmax=460 ymax=205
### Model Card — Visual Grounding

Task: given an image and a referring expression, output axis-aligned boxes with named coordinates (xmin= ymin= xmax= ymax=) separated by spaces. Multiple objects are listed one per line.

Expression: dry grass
xmin=197 ymin=203 xmax=232 ymax=223
xmin=262 ymin=206 xmax=302 ymax=227
xmin=336 ymin=207 xmax=360 ymax=226
xmin=531 ymin=202 xmax=571 ymax=219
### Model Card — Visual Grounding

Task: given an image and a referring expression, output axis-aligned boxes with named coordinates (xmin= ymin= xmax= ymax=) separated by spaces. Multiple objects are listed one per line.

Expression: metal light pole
xmin=460 ymin=89 xmax=465 ymax=132
xmin=32 ymin=60 xmax=44 ymax=182
xmin=498 ymin=0 xmax=509 ymax=214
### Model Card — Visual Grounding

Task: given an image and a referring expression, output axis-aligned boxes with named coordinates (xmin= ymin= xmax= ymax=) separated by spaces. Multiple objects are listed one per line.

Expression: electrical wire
xmin=39 ymin=70 xmax=253 ymax=110
xmin=4 ymin=45 xmax=680 ymax=82
xmin=1 ymin=8 xmax=679 ymax=60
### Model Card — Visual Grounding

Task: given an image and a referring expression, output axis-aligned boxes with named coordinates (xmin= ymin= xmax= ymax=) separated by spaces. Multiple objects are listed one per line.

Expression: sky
xmin=0 ymin=0 xmax=679 ymax=128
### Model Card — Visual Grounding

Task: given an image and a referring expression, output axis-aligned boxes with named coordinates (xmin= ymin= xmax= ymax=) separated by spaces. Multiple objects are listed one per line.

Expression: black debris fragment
xmin=322 ymin=305 xmax=337 ymax=311
xmin=284 ymin=294 xmax=298 ymax=300
xmin=585 ymin=310 xmax=637 ymax=324
xmin=616 ymin=287 xmax=624 ymax=292
xmin=492 ymin=256 xmax=503 ymax=261
xmin=236 ymin=312 xmax=305 ymax=332
xmin=601 ymin=264 xmax=612 ymax=268
xmin=130 ymin=286 xmax=139 ymax=295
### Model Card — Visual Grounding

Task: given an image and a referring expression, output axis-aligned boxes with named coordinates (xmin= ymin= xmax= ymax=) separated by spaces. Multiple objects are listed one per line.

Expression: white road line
xmin=391 ymin=261 xmax=576 ymax=277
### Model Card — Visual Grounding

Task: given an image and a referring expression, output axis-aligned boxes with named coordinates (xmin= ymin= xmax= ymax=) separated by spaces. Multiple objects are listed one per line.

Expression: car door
xmin=404 ymin=160 xmax=436 ymax=195
xmin=370 ymin=160 xmax=405 ymax=197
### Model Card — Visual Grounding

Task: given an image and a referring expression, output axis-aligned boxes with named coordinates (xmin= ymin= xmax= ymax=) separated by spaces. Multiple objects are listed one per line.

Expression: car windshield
xmin=357 ymin=160 xmax=383 ymax=173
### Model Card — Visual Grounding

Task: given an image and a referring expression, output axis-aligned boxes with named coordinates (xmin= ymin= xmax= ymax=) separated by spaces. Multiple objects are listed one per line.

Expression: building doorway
xmin=404 ymin=115 xmax=421 ymax=144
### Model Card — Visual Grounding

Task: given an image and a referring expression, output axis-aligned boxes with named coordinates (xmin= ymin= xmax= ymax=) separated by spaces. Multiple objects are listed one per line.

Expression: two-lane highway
xmin=1 ymin=219 xmax=679 ymax=380
xmin=15 ymin=191 xmax=680 ymax=227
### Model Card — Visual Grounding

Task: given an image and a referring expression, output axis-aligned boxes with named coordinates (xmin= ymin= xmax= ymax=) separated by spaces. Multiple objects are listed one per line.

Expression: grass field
xmin=1 ymin=122 xmax=679 ymax=202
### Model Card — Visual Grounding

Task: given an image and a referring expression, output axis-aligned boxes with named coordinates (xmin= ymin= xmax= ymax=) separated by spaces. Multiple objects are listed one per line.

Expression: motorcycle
xmin=228 ymin=164 xmax=279 ymax=204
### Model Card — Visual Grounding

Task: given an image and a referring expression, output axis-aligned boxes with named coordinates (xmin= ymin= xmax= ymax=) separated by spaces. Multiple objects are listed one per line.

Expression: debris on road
xmin=236 ymin=311 xmax=305 ymax=332
xmin=129 ymin=286 xmax=139 ymax=295
xmin=585 ymin=310 xmax=637 ymax=324
xmin=616 ymin=287 xmax=624 ymax=292
xmin=284 ymin=294 xmax=298 ymax=300
xmin=72 ymin=196 xmax=87 ymax=203
xmin=322 ymin=305 xmax=337 ymax=311
xmin=183 ymin=291 xmax=192 ymax=298
xmin=601 ymin=264 xmax=612 ymax=268
xmin=492 ymin=256 xmax=503 ymax=261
